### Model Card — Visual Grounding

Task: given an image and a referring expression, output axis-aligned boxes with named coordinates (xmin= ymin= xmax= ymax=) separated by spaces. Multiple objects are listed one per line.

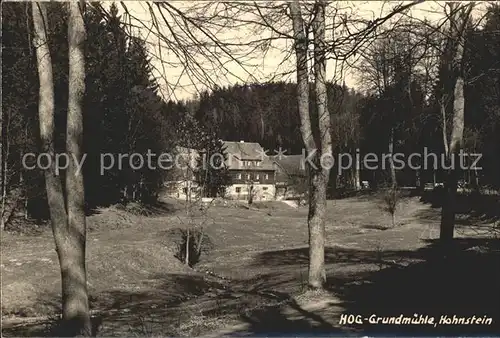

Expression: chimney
xmin=240 ymin=140 xmax=244 ymax=143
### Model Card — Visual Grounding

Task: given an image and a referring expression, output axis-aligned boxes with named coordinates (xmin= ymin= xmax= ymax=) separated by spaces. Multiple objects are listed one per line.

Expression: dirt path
xmin=203 ymin=293 xmax=349 ymax=337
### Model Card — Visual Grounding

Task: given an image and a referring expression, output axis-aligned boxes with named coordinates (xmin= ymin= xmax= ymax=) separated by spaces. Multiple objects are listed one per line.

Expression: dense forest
xmin=2 ymin=2 xmax=499 ymax=224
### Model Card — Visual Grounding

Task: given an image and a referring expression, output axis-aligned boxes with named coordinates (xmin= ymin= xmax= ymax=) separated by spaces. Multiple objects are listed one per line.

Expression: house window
xmin=247 ymin=174 xmax=251 ymax=180
xmin=265 ymin=174 xmax=269 ymax=180
xmin=255 ymin=174 xmax=260 ymax=180
xmin=183 ymin=188 xmax=187 ymax=194
xmin=256 ymin=161 xmax=260 ymax=166
xmin=248 ymin=161 xmax=252 ymax=166
xmin=237 ymin=173 xmax=242 ymax=180
xmin=236 ymin=187 xmax=241 ymax=193
xmin=263 ymin=187 xmax=268 ymax=191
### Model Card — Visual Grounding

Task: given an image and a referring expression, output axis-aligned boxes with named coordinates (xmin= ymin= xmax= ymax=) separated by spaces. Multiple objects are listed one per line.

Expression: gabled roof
xmin=222 ymin=141 xmax=265 ymax=160
xmin=222 ymin=141 xmax=275 ymax=171
xmin=176 ymin=141 xmax=277 ymax=171
xmin=272 ymin=155 xmax=306 ymax=176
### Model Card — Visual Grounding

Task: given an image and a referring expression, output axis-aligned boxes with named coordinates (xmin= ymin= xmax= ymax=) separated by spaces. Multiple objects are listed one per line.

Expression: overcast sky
xmin=108 ymin=1 xmax=481 ymax=102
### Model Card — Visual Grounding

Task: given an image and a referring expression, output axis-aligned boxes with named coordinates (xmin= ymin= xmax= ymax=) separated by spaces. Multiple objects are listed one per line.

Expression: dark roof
xmin=176 ymin=141 xmax=278 ymax=171
xmin=223 ymin=141 xmax=265 ymax=160
xmin=223 ymin=141 xmax=275 ymax=170
xmin=272 ymin=155 xmax=306 ymax=176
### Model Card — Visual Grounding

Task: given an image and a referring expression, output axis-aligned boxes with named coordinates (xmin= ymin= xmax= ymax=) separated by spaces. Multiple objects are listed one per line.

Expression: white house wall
xmin=226 ymin=184 xmax=276 ymax=201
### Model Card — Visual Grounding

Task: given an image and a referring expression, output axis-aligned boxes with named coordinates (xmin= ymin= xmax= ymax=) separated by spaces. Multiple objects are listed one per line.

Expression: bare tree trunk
xmin=311 ymin=0 xmax=332 ymax=288
xmin=185 ymin=228 xmax=190 ymax=265
xmin=33 ymin=2 xmax=92 ymax=335
xmin=290 ymin=0 xmax=320 ymax=288
xmin=290 ymin=0 xmax=331 ymax=289
xmin=440 ymin=3 xmax=473 ymax=242
xmin=1 ymin=114 xmax=10 ymax=230
xmin=354 ymin=152 xmax=361 ymax=191
xmin=23 ymin=123 xmax=28 ymax=220
xmin=441 ymin=97 xmax=449 ymax=157
xmin=63 ymin=2 xmax=91 ymax=334
xmin=32 ymin=2 xmax=67 ymax=227
xmin=0 ymin=106 xmax=3 ymax=230
xmin=388 ymin=128 xmax=397 ymax=188
xmin=19 ymin=148 xmax=25 ymax=219
xmin=440 ymin=77 xmax=465 ymax=241
xmin=473 ymin=165 xmax=479 ymax=189
xmin=466 ymin=155 xmax=471 ymax=185
xmin=184 ymin=149 xmax=192 ymax=266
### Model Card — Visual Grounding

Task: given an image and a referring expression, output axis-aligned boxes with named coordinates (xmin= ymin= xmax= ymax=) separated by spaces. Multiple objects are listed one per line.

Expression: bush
xmin=169 ymin=227 xmax=214 ymax=267
xmin=380 ymin=187 xmax=401 ymax=227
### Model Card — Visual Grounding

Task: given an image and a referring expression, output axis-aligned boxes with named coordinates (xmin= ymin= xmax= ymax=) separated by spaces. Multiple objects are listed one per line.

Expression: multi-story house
xmin=165 ymin=141 xmax=306 ymax=201
xmin=223 ymin=141 xmax=276 ymax=200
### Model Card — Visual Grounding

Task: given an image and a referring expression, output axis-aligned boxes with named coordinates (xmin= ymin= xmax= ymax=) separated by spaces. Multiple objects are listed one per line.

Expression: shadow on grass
xmin=362 ymin=224 xmax=391 ymax=230
xmin=3 ymin=239 xmax=499 ymax=337
xmin=1 ymin=273 xmax=225 ymax=337
xmin=250 ymin=245 xmax=425 ymax=268
xmin=415 ymin=197 xmax=500 ymax=238
xmin=327 ymin=238 xmax=500 ymax=336
xmin=251 ymin=239 xmax=500 ymax=336
xmin=3 ymin=272 xmax=344 ymax=336
xmin=115 ymin=200 xmax=181 ymax=217
xmin=420 ymin=189 xmax=500 ymax=224
xmin=231 ymin=297 xmax=344 ymax=337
